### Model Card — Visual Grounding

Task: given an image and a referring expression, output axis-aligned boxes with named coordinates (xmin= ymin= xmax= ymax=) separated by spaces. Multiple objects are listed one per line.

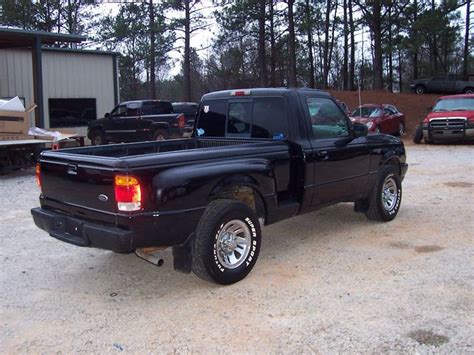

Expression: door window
xmin=111 ymin=104 xmax=127 ymax=117
xmin=306 ymin=97 xmax=349 ymax=139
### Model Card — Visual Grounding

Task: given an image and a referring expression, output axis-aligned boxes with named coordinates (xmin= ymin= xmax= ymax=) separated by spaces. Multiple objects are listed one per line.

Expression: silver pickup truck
xmin=410 ymin=73 xmax=474 ymax=95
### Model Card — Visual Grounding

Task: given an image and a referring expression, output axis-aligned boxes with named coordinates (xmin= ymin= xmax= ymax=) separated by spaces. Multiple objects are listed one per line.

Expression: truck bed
xmin=38 ymin=137 xmax=291 ymax=222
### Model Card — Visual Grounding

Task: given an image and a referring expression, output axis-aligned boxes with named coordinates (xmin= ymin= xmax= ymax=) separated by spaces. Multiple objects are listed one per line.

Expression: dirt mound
xmin=329 ymin=90 xmax=440 ymax=138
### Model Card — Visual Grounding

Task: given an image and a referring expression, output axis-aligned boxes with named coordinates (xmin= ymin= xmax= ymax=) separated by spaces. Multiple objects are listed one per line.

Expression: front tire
xmin=397 ymin=122 xmax=405 ymax=136
xmin=365 ymin=165 xmax=402 ymax=222
xmin=463 ymin=87 xmax=473 ymax=94
xmin=413 ymin=125 xmax=423 ymax=144
xmin=192 ymin=199 xmax=261 ymax=285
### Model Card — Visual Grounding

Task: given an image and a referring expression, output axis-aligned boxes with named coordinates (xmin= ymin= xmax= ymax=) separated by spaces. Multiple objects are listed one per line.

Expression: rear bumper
xmin=31 ymin=207 xmax=135 ymax=252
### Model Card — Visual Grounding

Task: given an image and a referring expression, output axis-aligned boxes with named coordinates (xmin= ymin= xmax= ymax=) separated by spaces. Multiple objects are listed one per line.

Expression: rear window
xmin=196 ymin=97 xmax=289 ymax=139
xmin=172 ymin=103 xmax=198 ymax=114
xmin=141 ymin=101 xmax=173 ymax=115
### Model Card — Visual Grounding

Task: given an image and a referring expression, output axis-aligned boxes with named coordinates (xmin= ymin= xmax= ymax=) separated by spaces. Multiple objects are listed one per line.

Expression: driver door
xmin=306 ymin=96 xmax=370 ymax=206
xmin=105 ymin=104 xmax=128 ymax=142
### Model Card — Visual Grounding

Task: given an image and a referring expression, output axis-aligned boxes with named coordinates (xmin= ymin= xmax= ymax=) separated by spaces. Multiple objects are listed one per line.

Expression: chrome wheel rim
xmin=381 ymin=176 xmax=398 ymax=211
xmin=216 ymin=219 xmax=251 ymax=269
xmin=93 ymin=136 xmax=102 ymax=145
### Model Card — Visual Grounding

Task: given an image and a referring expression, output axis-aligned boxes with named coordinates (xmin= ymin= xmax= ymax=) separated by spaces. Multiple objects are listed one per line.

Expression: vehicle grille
xmin=429 ymin=118 xmax=466 ymax=130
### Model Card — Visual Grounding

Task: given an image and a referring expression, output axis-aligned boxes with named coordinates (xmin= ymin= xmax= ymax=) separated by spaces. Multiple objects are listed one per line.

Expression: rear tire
xmin=153 ymin=129 xmax=169 ymax=141
xmin=90 ymin=130 xmax=107 ymax=145
xmin=192 ymin=199 xmax=261 ymax=285
xmin=413 ymin=125 xmax=423 ymax=144
xmin=415 ymin=85 xmax=426 ymax=95
xmin=365 ymin=165 xmax=402 ymax=222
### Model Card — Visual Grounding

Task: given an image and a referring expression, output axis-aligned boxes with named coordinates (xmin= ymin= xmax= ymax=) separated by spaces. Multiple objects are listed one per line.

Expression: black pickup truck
xmin=32 ymin=88 xmax=408 ymax=285
xmin=87 ymin=100 xmax=186 ymax=145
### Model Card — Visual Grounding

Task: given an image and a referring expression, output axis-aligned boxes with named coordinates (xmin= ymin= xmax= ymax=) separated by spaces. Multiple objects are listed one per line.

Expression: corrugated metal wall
xmin=0 ymin=49 xmax=35 ymax=127
xmin=0 ymin=48 xmax=116 ymax=135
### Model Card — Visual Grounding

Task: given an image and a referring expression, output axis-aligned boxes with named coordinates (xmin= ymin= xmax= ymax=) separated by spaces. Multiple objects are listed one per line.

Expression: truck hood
xmin=424 ymin=110 xmax=474 ymax=123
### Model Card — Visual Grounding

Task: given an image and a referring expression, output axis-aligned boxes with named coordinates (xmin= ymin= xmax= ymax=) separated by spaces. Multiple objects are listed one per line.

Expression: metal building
xmin=0 ymin=28 xmax=119 ymax=137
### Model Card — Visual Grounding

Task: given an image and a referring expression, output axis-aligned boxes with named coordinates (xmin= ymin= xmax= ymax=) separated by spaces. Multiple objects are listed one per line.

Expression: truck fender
xmin=152 ymin=159 xmax=275 ymax=209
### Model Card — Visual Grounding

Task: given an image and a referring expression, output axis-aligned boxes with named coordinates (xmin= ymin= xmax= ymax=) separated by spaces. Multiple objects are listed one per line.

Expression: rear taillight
xmin=114 ymin=175 xmax=142 ymax=212
xmin=35 ymin=163 xmax=41 ymax=188
xmin=178 ymin=114 xmax=186 ymax=129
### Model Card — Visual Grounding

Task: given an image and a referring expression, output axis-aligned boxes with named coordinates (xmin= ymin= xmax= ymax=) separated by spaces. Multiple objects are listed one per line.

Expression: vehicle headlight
xmin=422 ymin=122 xmax=428 ymax=128
xmin=366 ymin=121 xmax=374 ymax=129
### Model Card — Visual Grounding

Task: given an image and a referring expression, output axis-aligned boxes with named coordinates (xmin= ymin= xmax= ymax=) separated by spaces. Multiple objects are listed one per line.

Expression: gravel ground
xmin=1 ymin=144 xmax=473 ymax=353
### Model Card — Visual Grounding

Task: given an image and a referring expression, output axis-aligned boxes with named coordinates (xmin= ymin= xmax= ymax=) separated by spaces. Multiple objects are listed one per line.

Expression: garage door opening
xmin=49 ymin=98 xmax=97 ymax=128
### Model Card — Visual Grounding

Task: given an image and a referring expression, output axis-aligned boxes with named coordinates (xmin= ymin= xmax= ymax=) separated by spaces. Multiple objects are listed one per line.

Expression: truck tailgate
xmin=40 ymin=153 xmax=118 ymax=215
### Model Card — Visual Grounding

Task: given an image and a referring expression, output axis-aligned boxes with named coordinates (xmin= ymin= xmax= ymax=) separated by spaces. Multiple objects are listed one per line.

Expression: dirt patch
xmin=389 ymin=241 xmax=412 ymax=249
xmin=407 ymin=330 xmax=450 ymax=347
xmin=414 ymin=245 xmax=444 ymax=253
xmin=443 ymin=182 xmax=474 ymax=188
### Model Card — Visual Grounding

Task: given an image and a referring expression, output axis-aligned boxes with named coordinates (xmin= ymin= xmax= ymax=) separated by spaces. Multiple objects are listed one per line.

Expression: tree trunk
xmin=258 ymin=0 xmax=267 ymax=87
xmin=398 ymin=47 xmax=403 ymax=93
xmin=349 ymin=0 xmax=355 ymax=90
xmin=388 ymin=5 xmax=393 ymax=92
xmin=269 ymin=0 xmax=276 ymax=87
xmin=183 ymin=0 xmax=192 ymax=100
xmin=305 ymin=0 xmax=315 ymax=88
xmin=149 ymin=0 xmax=156 ymax=99
xmin=370 ymin=1 xmax=383 ymax=90
xmin=322 ymin=0 xmax=331 ymax=88
xmin=413 ymin=0 xmax=419 ymax=79
xmin=343 ymin=0 xmax=349 ymax=90
xmin=463 ymin=0 xmax=470 ymax=79
xmin=287 ymin=0 xmax=297 ymax=87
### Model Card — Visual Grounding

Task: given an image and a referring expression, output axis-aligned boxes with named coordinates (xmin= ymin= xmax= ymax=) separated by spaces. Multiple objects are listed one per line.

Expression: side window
xmin=196 ymin=100 xmax=227 ymax=137
xmin=252 ymin=97 xmax=288 ymax=139
xmin=306 ymin=97 xmax=349 ymax=139
xmin=142 ymin=102 xmax=173 ymax=115
xmin=111 ymin=104 xmax=127 ymax=117
xmin=126 ymin=102 xmax=140 ymax=117
xmin=433 ymin=74 xmax=446 ymax=81
xmin=227 ymin=102 xmax=251 ymax=137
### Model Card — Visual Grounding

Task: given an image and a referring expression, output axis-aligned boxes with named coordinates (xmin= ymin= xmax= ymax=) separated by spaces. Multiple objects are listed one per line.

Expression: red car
xmin=414 ymin=94 xmax=474 ymax=143
xmin=350 ymin=104 xmax=406 ymax=136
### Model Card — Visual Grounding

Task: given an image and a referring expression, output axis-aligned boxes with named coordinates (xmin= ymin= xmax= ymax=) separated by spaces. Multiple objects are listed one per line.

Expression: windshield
xmin=352 ymin=107 xmax=382 ymax=118
xmin=433 ymin=98 xmax=474 ymax=112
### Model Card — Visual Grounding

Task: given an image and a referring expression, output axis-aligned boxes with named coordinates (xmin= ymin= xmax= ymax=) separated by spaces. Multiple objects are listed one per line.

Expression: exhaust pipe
xmin=135 ymin=247 xmax=165 ymax=267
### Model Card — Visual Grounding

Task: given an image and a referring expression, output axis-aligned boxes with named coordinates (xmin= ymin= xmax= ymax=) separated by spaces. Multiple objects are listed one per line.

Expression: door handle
xmin=317 ymin=151 xmax=329 ymax=160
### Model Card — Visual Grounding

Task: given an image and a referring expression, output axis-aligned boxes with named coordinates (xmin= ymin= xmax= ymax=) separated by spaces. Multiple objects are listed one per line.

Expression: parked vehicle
xmin=87 ymin=100 xmax=186 ymax=145
xmin=413 ymin=94 xmax=474 ymax=144
xmin=351 ymin=104 xmax=406 ymax=136
xmin=32 ymin=88 xmax=408 ymax=285
xmin=410 ymin=73 xmax=474 ymax=95
xmin=172 ymin=102 xmax=198 ymax=137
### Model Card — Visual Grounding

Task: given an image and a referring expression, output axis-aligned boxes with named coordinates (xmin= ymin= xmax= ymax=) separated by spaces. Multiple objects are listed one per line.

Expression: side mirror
xmin=104 ymin=112 xmax=111 ymax=118
xmin=353 ymin=122 xmax=368 ymax=138
xmin=427 ymin=106 xmax=433 ymax=113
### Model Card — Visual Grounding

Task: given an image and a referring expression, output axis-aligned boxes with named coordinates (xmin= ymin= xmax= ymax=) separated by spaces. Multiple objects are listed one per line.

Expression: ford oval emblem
xmin=98 ymin=194 xmax=109 ymax=202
